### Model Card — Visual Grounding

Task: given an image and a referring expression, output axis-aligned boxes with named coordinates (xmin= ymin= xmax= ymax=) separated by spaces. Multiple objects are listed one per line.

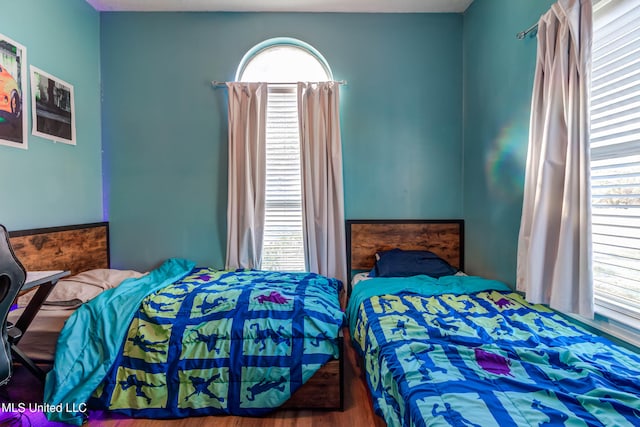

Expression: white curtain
xmin=225 ymin=82 xmax=267 ymax=270
xmin=298 ymin=82 xmax=347 ymax=285
xmin=517 ymin=0 xmax=593 ymax=317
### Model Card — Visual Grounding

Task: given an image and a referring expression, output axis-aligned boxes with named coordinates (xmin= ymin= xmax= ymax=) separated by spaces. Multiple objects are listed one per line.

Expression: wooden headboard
xmin=346 ymin=219 xmax=464 ymax=282
xmin=8 ymin=222 xmax=110 ymax=276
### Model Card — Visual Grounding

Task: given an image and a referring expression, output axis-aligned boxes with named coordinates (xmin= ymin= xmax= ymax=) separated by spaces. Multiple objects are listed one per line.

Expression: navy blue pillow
xmin=375 ymin=248 xmax=457 ymax=278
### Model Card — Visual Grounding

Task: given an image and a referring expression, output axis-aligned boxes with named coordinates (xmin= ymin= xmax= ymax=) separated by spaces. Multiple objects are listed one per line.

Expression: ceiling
xmin=86 ymin=0 xmax=473 ymax=13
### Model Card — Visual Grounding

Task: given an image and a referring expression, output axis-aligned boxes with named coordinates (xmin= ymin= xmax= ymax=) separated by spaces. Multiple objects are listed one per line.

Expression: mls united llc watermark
xmin=1 ymin=402 xmax=87 ymax=414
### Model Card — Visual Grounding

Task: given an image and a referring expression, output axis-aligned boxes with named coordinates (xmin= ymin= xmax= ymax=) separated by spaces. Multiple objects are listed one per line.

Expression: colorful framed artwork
xmin=30 ymin=66 xmax=76 ymax=145
xmin=0 ymin=33 xmax=27 ymax=149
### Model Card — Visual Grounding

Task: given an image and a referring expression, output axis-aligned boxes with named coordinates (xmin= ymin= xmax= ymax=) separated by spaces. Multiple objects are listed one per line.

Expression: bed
xmin=345 ymin=219 xmax=640 ymax=427
xmin=7 ymin=222 xmax=344 ymax=425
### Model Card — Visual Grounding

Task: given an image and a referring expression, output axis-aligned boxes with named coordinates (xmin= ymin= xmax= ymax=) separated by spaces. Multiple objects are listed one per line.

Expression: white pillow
xmin=18 ymin=269 xmax=144 ymax=310
xmin=351 ymin=271 xmax=372 ymax=287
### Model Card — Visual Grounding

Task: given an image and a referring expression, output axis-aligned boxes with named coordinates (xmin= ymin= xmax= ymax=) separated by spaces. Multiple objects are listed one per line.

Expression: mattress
xmin=347 ymin=275 xmax=640 ymax=427
xmin=8 ymin=269 xmax=144 ymax=362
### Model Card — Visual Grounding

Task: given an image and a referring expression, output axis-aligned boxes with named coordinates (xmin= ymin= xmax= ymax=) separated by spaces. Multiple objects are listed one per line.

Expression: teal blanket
xmin=346 ymin=274 xmax=511 ymax=337
xmin=44 ymin=258 xmax=195 ymax=425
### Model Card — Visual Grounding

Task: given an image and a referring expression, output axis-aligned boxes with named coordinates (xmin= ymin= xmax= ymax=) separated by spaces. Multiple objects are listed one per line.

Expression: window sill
xmin=564 ymin=309 xmax=640 ymax=352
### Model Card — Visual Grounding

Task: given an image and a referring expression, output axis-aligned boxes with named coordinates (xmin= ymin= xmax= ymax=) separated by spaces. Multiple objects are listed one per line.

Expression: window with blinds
xmin=590 ymin=0 xmax=640 ymax=324
xmin=237 ymin=40 xmax=332 ymax=271
xmin=262 ymin=85 xmax=306 ymax=271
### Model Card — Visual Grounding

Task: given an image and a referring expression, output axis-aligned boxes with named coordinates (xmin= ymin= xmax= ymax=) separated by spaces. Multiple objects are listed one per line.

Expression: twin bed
xmin=7 ymin=222 xmax=343 ymax=425
xmin=345 ymin=220 xmax=640 ymax=427
xmin=6 ymin=219 xmax=640 ymax=426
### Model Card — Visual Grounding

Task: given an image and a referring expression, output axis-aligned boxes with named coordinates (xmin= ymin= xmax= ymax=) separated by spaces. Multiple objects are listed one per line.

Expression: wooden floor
xmin=0 ymin=330 xmax=386 ymax=427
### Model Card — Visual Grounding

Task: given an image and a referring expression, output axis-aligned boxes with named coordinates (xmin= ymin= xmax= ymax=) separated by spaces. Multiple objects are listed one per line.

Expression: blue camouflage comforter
xmin=347 ymin=275 xmax=640 ymax=427
xmin=45 ymin=260 xmax=343 ymax=424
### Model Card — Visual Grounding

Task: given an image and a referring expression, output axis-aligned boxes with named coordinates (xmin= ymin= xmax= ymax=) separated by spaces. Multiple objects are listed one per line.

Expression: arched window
xmin=237 ymin=38 xmax=332 ymax=271
xmin=236 ymin=37 xmax=332 ymax=82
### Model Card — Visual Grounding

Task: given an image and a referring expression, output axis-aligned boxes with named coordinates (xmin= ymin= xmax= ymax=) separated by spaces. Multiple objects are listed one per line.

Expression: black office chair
xmin=0 ymin=224 xmax=26 ymax=386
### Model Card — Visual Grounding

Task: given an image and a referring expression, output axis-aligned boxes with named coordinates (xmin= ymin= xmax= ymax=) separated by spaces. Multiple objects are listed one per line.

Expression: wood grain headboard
xmin=346 ymin=219 xmax=464 ymax=282
xmin=8 ymin=222 xmax=110 ymax=276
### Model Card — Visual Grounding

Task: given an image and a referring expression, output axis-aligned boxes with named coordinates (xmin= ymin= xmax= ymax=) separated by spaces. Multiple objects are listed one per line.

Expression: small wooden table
xmin=9 ymin=270 xmax=70 ymax=381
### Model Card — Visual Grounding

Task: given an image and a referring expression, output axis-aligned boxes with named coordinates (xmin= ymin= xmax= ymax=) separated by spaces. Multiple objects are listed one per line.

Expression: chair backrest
xmin=0 ymin=224 xmax=27 ymax=386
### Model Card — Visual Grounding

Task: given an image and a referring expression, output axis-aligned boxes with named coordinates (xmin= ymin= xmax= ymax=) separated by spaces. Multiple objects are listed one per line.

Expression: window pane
xmin=241 ymin=45 xmax=329 ymax=83
xmin=591 ymin=0 xmax=640 ymax=326
xmin=262 ymin=87 xmax=305 ymax=271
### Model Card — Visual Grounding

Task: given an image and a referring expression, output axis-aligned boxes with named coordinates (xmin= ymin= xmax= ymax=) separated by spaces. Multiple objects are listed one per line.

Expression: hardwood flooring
xmin=0 ymin=330 xmax=386 ymax=427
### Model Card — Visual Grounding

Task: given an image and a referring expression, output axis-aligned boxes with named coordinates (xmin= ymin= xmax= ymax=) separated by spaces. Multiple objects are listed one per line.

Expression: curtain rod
xmin=211 ymin=80 xmax=347 ymax=87
xmin=516 ymin=22 xmax=539 ymax=39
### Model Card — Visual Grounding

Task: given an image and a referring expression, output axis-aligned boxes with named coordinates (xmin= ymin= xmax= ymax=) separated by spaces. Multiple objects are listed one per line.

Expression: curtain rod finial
xmin=516 ymin=23 xmax=538 ymax=40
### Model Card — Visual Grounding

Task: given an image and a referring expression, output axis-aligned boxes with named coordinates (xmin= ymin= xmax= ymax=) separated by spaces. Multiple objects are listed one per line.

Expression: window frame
xmin=236 ymin=38 xmax=333 ymax=271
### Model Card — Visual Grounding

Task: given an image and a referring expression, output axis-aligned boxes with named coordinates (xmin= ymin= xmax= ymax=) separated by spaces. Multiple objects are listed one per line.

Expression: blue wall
xmin=462 ymin=0 xmax=555 ymax=285
xmin=101 ymin=12 xmax=463 ymax=271
xmin=0 ymin=0 xmax=102 ymax=231
xmin=0 ymin=2 xmax=557 ymax=283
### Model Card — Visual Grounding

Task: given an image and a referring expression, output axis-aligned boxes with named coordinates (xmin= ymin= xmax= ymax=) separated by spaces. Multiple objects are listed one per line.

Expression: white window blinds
xmin=261 ymin=85 xmax=306 ymax=271
xmin=590 ymin=0 xmax=640 ymax=323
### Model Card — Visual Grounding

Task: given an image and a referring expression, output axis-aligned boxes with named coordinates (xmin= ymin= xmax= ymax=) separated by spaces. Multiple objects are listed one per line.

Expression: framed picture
xmin=0 ymin=33 xmax=27 ymax=149
xmin=30 ymin=66 xmax=75 ymax=145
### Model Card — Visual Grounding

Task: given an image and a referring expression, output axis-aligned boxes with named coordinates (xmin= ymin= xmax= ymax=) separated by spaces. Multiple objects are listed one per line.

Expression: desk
xmin=9 ymin=270 xmax=70 ymax=381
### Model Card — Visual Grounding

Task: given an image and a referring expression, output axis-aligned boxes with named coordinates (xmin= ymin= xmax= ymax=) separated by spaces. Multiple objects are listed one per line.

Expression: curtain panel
xmin=225 ymin=82 xmax=267 ymax=270
xmin=298 ymin=82 xmax=347 ymax=286
xmin=517 ymin=0 xmax=593 ymax=317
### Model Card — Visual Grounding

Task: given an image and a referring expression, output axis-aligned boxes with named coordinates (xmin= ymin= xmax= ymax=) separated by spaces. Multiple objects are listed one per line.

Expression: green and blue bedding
xmin=347 ymin=275 xmax=640 ymax=427
xmin=45 ymin=258 xmax=343 ymax=425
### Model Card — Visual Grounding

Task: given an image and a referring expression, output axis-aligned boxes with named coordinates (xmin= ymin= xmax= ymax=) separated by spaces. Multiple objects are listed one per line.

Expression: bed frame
xmin=346 ymin=219 xmax=464 ymax=294
xmin=7 ymin=222 xmax=343 ymax=411
xmin=345 ymin=219 xmax=465 ymax=423
xmin=9 ymin=222 xmax=110 ymax=276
